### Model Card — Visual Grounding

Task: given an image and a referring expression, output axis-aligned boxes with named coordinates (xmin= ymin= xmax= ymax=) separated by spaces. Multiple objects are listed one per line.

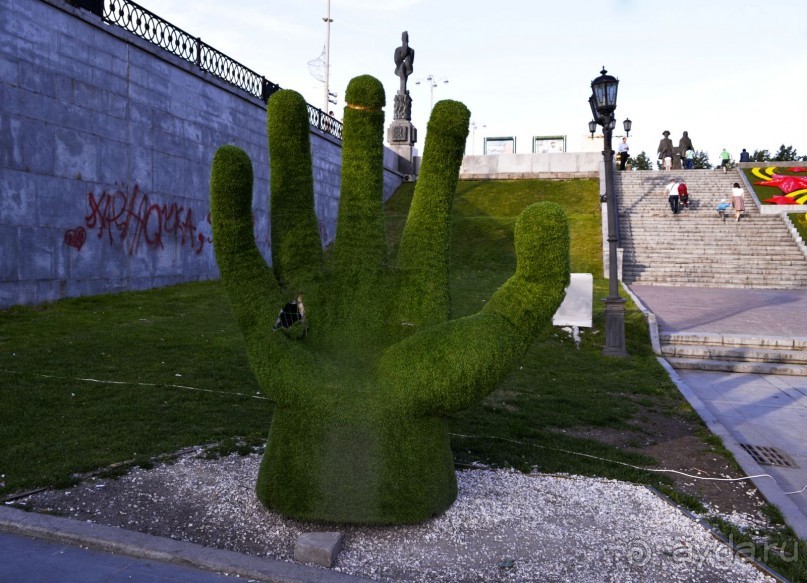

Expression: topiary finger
xmin=483 ymin=202 xmax=570 ymax=334
xmin=332 ymin=75 xmax=387 ymax=282
xmin=267 ymin=90 xmax=323 ymax=290
xmin=396 ymin=100 xmax=470 ymax=327
xmin=211 ymin=145 xmax=279 ymax=332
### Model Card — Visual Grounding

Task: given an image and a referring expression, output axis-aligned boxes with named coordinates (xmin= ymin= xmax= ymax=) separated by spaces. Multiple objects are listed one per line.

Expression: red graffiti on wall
xmin=64 ymin=227 xmax=87 ymax=250
xmin=65 ymin=184 xmax=213 ymax=255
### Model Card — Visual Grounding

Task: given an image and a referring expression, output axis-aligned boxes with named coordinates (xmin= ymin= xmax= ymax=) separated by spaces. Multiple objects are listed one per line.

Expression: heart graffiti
xmin=64 ymin=227 xmax=87 ymax=251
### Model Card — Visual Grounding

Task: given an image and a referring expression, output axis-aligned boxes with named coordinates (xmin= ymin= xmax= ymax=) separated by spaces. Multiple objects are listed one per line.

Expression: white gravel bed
xmin=13 ymin=453 xmax=775 ymax=582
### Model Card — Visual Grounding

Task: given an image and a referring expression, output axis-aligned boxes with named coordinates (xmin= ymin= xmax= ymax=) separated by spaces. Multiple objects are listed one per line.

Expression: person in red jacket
xmin=677 ymin=181 xmax=689 ymax=209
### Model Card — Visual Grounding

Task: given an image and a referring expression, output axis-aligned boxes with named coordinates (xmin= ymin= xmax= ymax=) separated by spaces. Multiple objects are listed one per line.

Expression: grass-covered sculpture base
xmin=210 ymin=75 xmax=570 ymax=524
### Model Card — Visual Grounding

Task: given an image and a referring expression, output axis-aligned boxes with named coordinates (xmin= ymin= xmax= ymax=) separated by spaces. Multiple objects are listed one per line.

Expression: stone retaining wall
xmin=0 ymin=0 xmax=404 ymax=308
xmin=459 ymin=152 xmax=601 ymax=180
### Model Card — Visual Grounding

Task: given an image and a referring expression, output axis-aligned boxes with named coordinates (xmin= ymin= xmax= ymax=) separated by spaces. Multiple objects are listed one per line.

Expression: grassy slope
xmin=388 ymin=179 xmax=680 ymax=481
xmin=791 ymin=212 xmax=807 ymax=243
xmin=0 ymin=283 xmax=270 ymax=492
xmin=1 ymin=178 xmax=675 ymax=494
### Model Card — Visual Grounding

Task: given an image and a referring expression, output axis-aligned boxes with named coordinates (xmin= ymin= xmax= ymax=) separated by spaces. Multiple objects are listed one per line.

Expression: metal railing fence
xmin=72 ymin=0 xmax=342 ymax=139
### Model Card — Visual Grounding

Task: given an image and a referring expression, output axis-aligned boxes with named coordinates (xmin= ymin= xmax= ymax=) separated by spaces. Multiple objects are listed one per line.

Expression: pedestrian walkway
xmin=629 ymin=285 xmax=807 ymax=338
xmin=630 ymin=284 xmax=807 ymax=540
xmin=0 ymin=531 xmax=241 ymax=583
xmin=0 ymin=505 xmax=372 ymax=583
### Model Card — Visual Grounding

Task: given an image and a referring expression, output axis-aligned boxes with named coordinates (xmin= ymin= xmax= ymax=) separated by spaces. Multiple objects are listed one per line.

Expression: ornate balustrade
xmin=74 ymin=0 xmax=343 ymax=139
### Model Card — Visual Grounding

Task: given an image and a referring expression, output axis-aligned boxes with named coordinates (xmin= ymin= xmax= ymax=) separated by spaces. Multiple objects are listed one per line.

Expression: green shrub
xmin=209 ymin=75 xmax=571 ymax=524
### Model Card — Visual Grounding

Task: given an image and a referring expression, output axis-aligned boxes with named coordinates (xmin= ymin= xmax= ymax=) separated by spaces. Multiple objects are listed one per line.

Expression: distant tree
xmin=772 ymin=144 xmax=799 ymax=161
xmin=692 ymin=150 xmax=712 ymax=169
xmin=633 ymin=151 xmax=652 ymax=170
xmin=751 ymin=149 xmax=771 ymax=162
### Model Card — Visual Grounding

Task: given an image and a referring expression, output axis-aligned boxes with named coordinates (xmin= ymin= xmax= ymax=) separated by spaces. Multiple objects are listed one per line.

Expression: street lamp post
xmin=470 ymin=121 xmax=486 ymax=155
xmin=322 ymin=0 xmax=334 ymax=112
xmin=589 ymin=67 xmax=628 ymax=357
xmin=415 ymin=74 xmax=448 ymax=113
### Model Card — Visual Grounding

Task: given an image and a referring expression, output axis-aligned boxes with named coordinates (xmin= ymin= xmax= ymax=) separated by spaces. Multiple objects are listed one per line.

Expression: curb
xmin=655 ymin=357 xmax=807 ymax=541
xmin=644 ymin=485 xmax=789 ymax=583
xmin=0 ymin=506 xmax=376 ymax=583
xmin=621 ymin=282 xmax=661 ymax=354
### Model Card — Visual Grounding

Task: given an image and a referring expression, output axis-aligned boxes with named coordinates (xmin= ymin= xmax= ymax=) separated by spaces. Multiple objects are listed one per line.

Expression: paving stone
xmin=294 ymin=531 xmax=343 ymax=568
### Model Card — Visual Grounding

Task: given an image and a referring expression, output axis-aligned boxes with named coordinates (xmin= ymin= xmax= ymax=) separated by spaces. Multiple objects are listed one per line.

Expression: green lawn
xmin=791 ymin=212 xmax=807 ymax=243
xmin=0 ymin=178 xmax=690 ymax=495
xmin=395 ymin=180 xmax=680 ymax=481
xmin=3 ymin=177 xmax=803 ymax=578
xmin=0 ymin=281 xmax=270 ymax=492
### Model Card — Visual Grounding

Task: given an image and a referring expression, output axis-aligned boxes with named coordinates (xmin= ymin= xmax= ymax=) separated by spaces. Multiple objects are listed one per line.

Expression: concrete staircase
xmin=615 ymin=170 xmax=807 ymax=289
xmin=660 ymin=332 xmax=807 ymax=377
xmin=615 ymin=169 xmax=807 ymax=375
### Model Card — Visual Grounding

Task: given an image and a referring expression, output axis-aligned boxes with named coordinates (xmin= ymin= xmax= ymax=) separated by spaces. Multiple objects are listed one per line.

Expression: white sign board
xmin=552 ymin=273 xmax=593 ymax=328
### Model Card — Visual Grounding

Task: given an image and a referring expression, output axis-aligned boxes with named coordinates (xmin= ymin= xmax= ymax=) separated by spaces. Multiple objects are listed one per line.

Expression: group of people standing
xmin=626 ymin=129 xmax=748 ymax=220
xmin=717 ymin=147 xmax=752 ymax=173
xmin=658 ymin=131 xmax=696 ymax=170
xmin=653 ymin=129 xmax=747 ymax=220
xmin=658 ymin=131 xmax=753 ymax=173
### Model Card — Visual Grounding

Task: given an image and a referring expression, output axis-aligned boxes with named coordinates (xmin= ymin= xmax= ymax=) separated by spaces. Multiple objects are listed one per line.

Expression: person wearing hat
xmin=658 ymin=131 xmax=673 ymax=171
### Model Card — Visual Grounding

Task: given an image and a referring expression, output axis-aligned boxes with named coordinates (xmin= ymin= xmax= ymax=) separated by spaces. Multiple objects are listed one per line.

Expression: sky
xmin=134 ymin=0 xmax=807 ymax=165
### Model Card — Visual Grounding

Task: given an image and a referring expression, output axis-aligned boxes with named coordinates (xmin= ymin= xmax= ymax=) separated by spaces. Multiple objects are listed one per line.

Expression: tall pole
xmin=602 ymin=114 xmax=628 ymax=357
xmin=470 ymin=121 xmax=484 ymax=155
xmin=323 ymin=0 xmax=333 ymax=112
xmin=415 ymin=74 xmax=447 ymax=116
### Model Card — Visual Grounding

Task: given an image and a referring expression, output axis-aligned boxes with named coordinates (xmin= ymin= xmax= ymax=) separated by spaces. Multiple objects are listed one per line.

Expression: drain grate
xmin=739 ymin=444 xmax=798 ymax=468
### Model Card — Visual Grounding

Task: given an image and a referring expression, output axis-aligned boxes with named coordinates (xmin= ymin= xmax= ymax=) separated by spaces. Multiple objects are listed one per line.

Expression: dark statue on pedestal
xmin=388 ymin=31 xmax=417 ymax=173
xmin=393 ymin=31 xmax=414 ymax=121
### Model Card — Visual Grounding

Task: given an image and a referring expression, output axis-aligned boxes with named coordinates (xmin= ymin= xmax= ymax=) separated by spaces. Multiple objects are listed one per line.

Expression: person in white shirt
xmin=666 ymin=180 xmax=680 ymax=214
xmin=617 ymin=138 xmax=629 ymax=171
xmin=684 ymin=148 xmax=695 ymax=169
xmin=731 ymin=182 xmax=745 ymax=222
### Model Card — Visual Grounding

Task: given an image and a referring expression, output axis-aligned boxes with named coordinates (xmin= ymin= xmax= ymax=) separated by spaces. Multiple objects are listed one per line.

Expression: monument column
xmin=387 ymin=31 xmax=418 ymax=176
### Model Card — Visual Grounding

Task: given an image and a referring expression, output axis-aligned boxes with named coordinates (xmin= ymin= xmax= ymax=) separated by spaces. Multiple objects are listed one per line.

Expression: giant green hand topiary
xmin=210 ymin=75 xmax=570 ymax=524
